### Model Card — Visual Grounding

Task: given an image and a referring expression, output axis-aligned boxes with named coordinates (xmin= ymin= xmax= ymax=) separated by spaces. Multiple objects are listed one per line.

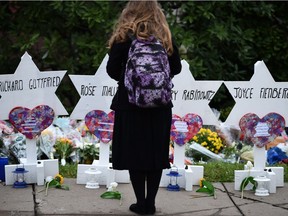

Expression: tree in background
xmin=164 ymin=1 xmax=288 ymax=120
xmin=1 ymin=1 xmax=287 ymax=119
xmin=0 ymin=1 xmax=125 ymax=113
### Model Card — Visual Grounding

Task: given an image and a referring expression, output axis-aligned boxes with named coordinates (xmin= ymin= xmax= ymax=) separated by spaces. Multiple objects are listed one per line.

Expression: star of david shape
xmin=70 ymin=56 xmax=222 ymax=124
xmin=0 ymin=52 xmax=68 ymax=120
xmin=224 ymin=60 xmax=288 ymax=129
xmin=69 ymin=54 xmax=117 ymax=120
xmin=172 ymin=60 xmax=223 ymax=125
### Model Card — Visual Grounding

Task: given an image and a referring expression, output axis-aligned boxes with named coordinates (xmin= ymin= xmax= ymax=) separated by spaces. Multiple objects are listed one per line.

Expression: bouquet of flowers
xmin=191 ymin=128 xmax=224 ymax=154
xmin=77 ymin=142 xmax=99 ymax=164
xmin=54 ymin=137 xmax=75 ymax=165
xmin=39 ymin=128 xmax=56 ymax=159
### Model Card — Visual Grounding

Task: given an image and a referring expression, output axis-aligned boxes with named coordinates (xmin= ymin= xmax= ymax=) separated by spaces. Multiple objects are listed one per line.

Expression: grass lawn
xmin=59 ymin=162 xmax=288 ymax=183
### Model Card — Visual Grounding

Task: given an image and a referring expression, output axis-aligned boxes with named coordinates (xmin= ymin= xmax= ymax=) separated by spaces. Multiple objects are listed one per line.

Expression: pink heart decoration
xmin=85 ymin=110 xmax=115 ymax=143
xmin=239 ymin=112 xmax=285 ymax=148
xmin=170 ymin=113 xmax=203 ymax=146
xmin=9 ymin=105 xmax=55 ymax=139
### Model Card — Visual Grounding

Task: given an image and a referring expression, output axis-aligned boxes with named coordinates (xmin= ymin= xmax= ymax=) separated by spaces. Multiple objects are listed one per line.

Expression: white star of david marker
xmin=224 ymin=60 xmax=288 ymax=129
xmin=69 ymin=54 xmax=117 ymax=120
xmin=69 ymin=57 xmax=223 ymax=124
xmin=0 ymin=52 xmax=68 ymax=120
xmin=172 ymin=60 xmax=223 ymax=125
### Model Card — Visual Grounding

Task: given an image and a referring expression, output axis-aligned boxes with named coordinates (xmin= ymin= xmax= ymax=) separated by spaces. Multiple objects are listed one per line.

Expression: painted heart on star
xmin=85 ymin=110 xmax=115 ymax=143
xmin=170 ymin=113 xmax=203 ymax=146
xmin=239 ymin=112 xmax=285 ymax=148
xmin=9 ymin=105 xmax=55 ymax=139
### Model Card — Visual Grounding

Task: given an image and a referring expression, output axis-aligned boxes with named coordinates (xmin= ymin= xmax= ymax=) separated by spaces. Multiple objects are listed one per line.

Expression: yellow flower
xmin=54 ymin=137 xmax=75 ymax=159
xmin=54 ymin=174 xmax=64 ymax=184
xmin=199 ymin=178 xmax=205 ymax=188
xmin=192 ymin=135 xmax=198 ymax=142
xmin=190 ymin=127 xmax=223 ymax=154
xmin=43 ymin=174 xmax=69 ymax=196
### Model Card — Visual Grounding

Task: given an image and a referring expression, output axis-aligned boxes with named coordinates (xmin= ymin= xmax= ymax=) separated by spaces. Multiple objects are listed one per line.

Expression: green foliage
xmin=240 ymin=176 xmax=258 ymax=192
xmin=42 ymin=174 xmax=69 ymax=196
xmin=196 ymin=180 xmax=215 ymax=197
xmin=240 ymin=175 xmax=258 ymax=199
xmin=164 ymin=1 xmax=288 ymax=81
xmin=163 ymin=1 xmax=288 ymax=109
xmin=46 ymin=177 xmax=69 ymax=191
xmin=59 ymin=163 xmax=77 ymax=178
xmin=1 ymin=1 xmax=288 ymax=112
xmin=77 ymin=144 xmax=99 ymax=164
xmin=100 ymin=191 xmax=122 ymax=200
xmin=0 ymin=0 xmax=125 ymax=112
xmin=201 ymin=162 xmax=244 ymax=182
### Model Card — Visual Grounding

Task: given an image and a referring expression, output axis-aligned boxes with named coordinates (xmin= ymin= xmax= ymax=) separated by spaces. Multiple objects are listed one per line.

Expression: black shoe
xmin=129 ymin=203 xmax=146 ymax=215
xmin=145 ymin=200 xmax=156 ymax=215
xmin=145 ymin=205 xmax=156 ymax=215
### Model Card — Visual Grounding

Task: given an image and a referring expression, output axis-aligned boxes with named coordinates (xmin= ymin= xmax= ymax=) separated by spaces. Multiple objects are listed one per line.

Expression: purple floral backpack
xmin=124 ymin=36 xmax=173 ymax=108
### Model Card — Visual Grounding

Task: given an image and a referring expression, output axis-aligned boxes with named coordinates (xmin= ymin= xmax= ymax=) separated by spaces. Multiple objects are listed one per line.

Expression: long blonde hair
xmin=108 ymin=0 xmax=173 ymax=55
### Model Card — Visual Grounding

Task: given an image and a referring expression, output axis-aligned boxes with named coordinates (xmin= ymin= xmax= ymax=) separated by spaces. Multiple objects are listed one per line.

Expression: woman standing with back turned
xmin=106 ymin=0 xmax=182 ymax=215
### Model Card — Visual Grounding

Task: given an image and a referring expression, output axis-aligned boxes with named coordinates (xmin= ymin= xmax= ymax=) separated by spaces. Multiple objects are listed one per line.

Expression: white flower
xmin=45 ymin=176 xmax=53 ymax=183
xmin=110 ymin=182 xmax=118 ymax=188
xmin=107 ymin=186 xmax=113 ymax=191
xmin=246 ymin=161 xmax=253 ymax=170
xmin=107 ymin=182 xmax=118 ymax=191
